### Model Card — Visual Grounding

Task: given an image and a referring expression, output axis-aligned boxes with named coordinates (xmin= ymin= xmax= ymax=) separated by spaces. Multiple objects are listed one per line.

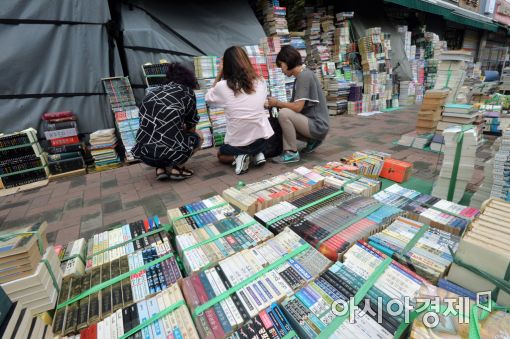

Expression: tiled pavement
xmin=0 ymin=106 xmax=491 ymax=245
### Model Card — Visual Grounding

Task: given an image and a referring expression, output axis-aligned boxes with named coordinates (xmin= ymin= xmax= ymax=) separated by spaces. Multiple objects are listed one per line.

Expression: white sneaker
xmin=234 ymin=154 xmax=250 ymax=175
xmin=253 ymin=152 xmax=266 ymax=167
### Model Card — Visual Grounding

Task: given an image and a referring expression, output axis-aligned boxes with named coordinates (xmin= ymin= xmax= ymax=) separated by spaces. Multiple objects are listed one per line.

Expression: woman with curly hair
xmin=206 ymin=46 xmax=274 ymax=175
xmin=133 ymin=62 xmax=203 ymax=181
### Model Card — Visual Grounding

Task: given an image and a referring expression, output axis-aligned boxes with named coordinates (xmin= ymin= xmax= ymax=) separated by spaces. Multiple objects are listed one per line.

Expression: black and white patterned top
xmin=132 ymin=82 xmax=198 ymax=167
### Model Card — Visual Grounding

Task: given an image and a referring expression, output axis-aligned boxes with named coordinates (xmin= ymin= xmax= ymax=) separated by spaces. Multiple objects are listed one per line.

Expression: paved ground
xmin=0 ymin=106 xmax=491 ymax=245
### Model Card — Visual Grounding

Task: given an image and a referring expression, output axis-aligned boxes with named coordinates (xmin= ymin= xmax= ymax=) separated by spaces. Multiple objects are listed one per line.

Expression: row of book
xmin=491 ymin=126 xmax=510 ymax=201
xmin=175 ymin=211 xmax=274 ymax=275
xmin=71 ymin=283 xmax=199 ymax=339
xmin=311 ymin=165 xmax=381 ymax=196
xmin=41 ymin=111 xmax=86 ymax=176
xmin=0 ymin=128 xmax=48 ymax=189
xmin=373 ymin=183 xmax=479 ymax=235
xmin=181 ymin=228 xmax=331 ymax=338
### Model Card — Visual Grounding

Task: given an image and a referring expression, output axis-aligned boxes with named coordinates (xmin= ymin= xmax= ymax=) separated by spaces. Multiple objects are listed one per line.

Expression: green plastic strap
xmin=447 ymin=125 xmax=473 ymax=202
xmin=41 ymin=259 xmax=60 ymax=293
xmin=317 ymin=203 xmax=384 ymax=248
xmin=56 ymin=251 xmax=175 ymax=310
xmin=318 ymin=257 xmax=393 ymax=338
xmin=0 ymin=165 xmax=47 ymax=178
xmin=192 ymin=243 xmax=311 ymax=317
xmin=182 ymin=220 xmax=257 ymax=253
xmin=0 ymin=141 xmax=37 ymax=151
xmin=119 ymin=300 xmax=185 ymax=339
xmin=400 ymin=223 xmax=429 ymax=256
xmin=0 ymin=231 xmax=44 ymax=256
xmin=171 ymin=202 xmax=229 ymax=223
xmin=444 ymin=64 xmax=452 ymax=89
xmin=281 ymin=330 xmax=298 ymax=339
xmin=87 ymin=224 xmax=171 ymax=259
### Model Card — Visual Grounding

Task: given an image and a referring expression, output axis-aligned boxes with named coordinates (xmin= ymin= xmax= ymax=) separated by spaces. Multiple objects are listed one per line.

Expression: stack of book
xmin=373 ymin=184 xmax=479 ymax=235
xmin=0 ymin=297 xmax=55 ymax=339
xmin=310 ymin=165 xmax=381 ymax=196
xmin=0 ymin=128 xmax=48 ymax=190
xmin=447 ymin=199 xmax=510 ymax=306
xmin=53 ymin=217 xmax=182 ymax=336
xmin=194 ymin=56 xmax=220 ymax=79
xmin=324 ymin=76 xmax=351 ymax=115
xmin=332 ymin=12 xmax=353 ymax=63
xmin=194 ymin=90 xmax=213 ymax=149
xmin=432 ymin=125 xmax=478 ymax=202
xmin=255 ymin=186 xmax=402 ymax=261
xmin=89 ymin=129 xmax=121 ymax=170
xmin=226 ymin=303 xmax=297 ymax=339
xmin=411 ymin=134 xmax=434 ymax=149
xmin=471 ymin=158 xmax=494 ymax=208
xmin=102 ymin=77 xmax=140 ymax=161
xmin=41 ymin=111 xmax=85 ymax=177
xmin=181 ymin=228 xmax=331 ymax=338
xmin=222 ymin=170 xmax=324 ymax=215
xmin=175 ymin=211 xmax=273 ymax=275
xmin=304 ymin=12 xmax=321 ymax=69
xmin=167 ymin=195 xmax=237 ymax=235
xmin=208 ymin=107 xmax=227 ymax=147
xmin=339 ymin=150 xmax=388 ymax=178
xmin=483 ymin=110 xmax=501 ymax=134
xmin=368 ymin=216 xmax=460 ymax=283
xmin=433 ymin=50 xmax=470 ymax=103
xmin=281 ymin=241 xmax=427 ymax=338
xmin=56 ymin=238 xmax=87 ymax=278
xmin=141 ymin=62 xmax=170 ymax=88
xmin=244 ymin=45 xmax=269 ymax=80
xmin=490 ymin=126 xmax=510 ymax=201
xmin=77 ymin=283 xmax=199 ymax=339
xmin=320 ymin=15 xmax=335 ymax=56
xmin=0 ymin=222 xmax=63 ymax=316
xmin=289 ymin=32 xmax=307 ymax=60
xmin=415 ymin=89 xmax=449 ymax=134
xmin=262 ymin=2 xmax=290 ymax=44
xmin=438 ymin=104 xmax=481 ymax=133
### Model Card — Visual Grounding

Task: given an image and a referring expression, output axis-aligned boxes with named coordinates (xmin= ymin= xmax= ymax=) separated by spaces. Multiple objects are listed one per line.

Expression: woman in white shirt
xmin=206 ymin=46 xmax=274 ymax=175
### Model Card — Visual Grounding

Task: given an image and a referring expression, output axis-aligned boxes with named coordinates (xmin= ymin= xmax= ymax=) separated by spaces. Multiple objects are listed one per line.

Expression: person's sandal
xmin=169 ymin=166 xmax=194 ymax=180
xmin=156 ymin=168 xmax=169 ymax=181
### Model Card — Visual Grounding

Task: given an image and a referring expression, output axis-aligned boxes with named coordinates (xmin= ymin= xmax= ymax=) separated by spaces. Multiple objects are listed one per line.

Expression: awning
xmin=384 ymin=0 xmax=501 ymax=32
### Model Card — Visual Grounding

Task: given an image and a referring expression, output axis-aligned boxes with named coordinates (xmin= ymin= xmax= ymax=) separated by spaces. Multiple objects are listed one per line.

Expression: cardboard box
xmin=380 ymin=159 xmax=413 ymax=183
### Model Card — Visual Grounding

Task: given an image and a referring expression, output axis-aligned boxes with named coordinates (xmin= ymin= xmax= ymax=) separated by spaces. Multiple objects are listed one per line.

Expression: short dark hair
xmin=276 ymin=45 xmax=303 ymax=70
xmin=165 ymin=62 xmax=198 ymax=89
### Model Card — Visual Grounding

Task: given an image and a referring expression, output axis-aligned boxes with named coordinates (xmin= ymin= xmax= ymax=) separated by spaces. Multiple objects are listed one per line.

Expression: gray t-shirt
xmin=291 ymin=68 xmax=330 ymax=140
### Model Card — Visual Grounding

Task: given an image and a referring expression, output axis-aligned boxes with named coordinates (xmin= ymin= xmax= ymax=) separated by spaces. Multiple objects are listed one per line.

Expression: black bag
xmin=263 ymin=112 xmax=283 ymax=158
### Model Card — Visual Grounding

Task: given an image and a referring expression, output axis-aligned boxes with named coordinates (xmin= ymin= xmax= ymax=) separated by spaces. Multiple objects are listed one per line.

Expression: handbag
xmin=263 ymin=111 xmax=283 ymax=158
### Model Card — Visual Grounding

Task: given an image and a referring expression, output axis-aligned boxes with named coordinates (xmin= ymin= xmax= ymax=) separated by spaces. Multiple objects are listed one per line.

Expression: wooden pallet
xmin=48 ymin=168 xmax=87 ymax=182
xmin=0 ymin=179 xmax=49 ymax=197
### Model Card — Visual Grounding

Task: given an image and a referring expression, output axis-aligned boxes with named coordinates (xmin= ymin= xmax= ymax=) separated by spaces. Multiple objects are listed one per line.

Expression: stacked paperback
xmin=41 ymin=111 xmax=85 ymax=176
xmin=222 ymin=170 xmax=324 ymax=215
xmin=102 ymin=77 xmax=140 ymax=161
xmin=432 ymin=125 xmax=478 ymax=202
xmin=310 ymin=164 xmax=381 ymax=196
xmin=415 ymin=89 xmax=449 ymax=134
xmin=181 ymin=228 xmax=330 ymax=338
xmin=56 ymin=238 xmax=86 ymax=278
xmin=194 ymin=90 xmax=213 ymax=149
xmin=89 ymin=129 xmax=121 ymax=170
xmin=0 ymin=222 xmax=63 ymax=315
xmin=447 ymin=199 xmax=510 ymax=306
xmin=374 ymin=184 xmax=479 ymax=235
xmin=368 ymin=216 xmax=460 ymax=283
xmin=0 ymin=128 xmax=48 ymax=189
xmin=282 ymin=241 xmax=427 ymax=338
xmin=471 ymin=158 xmax=494 ymax=208
xmin=141 ymin=62 xmax=170 ymax=87
xmin=208 ymin=107 xmax=227 ymax=146
xmin=491 ymin=126 xmax=510 ymax=201
xmin=0 ymin=296 xmax=55 ymax=339
xmin=194 ymin=56 xmax=220 ymax=79
xmin=433 ymin=50 xmax=470 ymax=103
xmin=339 ymin=150 xmax=388 ymax=178
xmin=175 ymin=211 xmax=273 ymax=274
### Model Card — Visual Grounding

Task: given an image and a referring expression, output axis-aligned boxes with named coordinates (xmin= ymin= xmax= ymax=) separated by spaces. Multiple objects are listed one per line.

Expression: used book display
xmin=0 ymin=128 xmax=48 ymax=191
xmin=432 ymin=125 xmax=478 ymax=202
xmin=89 ymin=129 xmax=121 ymax=170
xmin=102 ymin=77 xmax=140 ymax=162
xmin=41 ymin=111 xmax=85 ymax=177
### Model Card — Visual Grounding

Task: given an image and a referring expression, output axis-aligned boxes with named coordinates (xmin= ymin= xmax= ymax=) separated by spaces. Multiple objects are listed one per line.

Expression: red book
xmin=190 ymin=274 xmax=225 ymax=339
xmin=143 ymin=219 xmax=149 ymax=232
xmin=50 ymin=135 xmax=80 ymax=147
xmin=42 ymin=111 xmax=74 ymax=121
xmin=181 ymin=278 xmax=214 ymax=339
